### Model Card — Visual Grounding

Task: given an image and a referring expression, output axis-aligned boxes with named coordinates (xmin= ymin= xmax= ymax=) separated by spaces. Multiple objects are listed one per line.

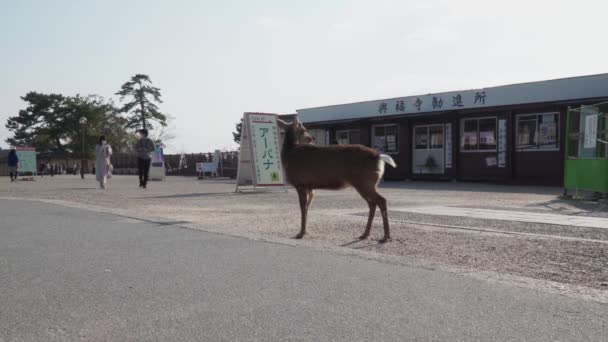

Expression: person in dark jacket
xmin=8 ymin=149 xmax=19 ymax=182
xmin=133 ymin=129 xmax=156 ymax=189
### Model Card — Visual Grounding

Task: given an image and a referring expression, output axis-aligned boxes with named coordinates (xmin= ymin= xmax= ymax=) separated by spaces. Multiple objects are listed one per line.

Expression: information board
xmin=15 ymin=147 xmax=37 ymax=174
xmin=236 ymin=113 xmax=286 ymax=192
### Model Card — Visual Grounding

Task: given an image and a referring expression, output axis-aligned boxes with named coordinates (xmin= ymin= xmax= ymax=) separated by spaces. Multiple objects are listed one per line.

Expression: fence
xmin=0 ymin=151 xmax=94 ymax=177
xmin=0 ymin=151 xmax=241 ymax=178
xmin=111 ymin=151 xmax=240 ymax=178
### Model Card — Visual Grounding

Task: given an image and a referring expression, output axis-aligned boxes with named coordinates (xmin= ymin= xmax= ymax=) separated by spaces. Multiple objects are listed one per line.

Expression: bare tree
xmin=149 ymin=115 xmax=176 ymax=149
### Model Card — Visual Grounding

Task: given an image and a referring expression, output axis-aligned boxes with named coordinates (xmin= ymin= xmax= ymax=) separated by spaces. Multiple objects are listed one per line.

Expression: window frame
xmin=307 ymin=128 xmax=327 ymax=145
xmin=371 ymin=124 xmax=399 ymax=155
xmin=335 ymin=129 xmax=351 ymax=145
xmin=414 ymin=124 xmax=445 ymax=150
xmin=428 ymin=124 xmax=445 ymax=150
xmin=460 ymin=116 xmax=498 ymax=153
xmin=515 ymin=112 xmax=560 ymax=152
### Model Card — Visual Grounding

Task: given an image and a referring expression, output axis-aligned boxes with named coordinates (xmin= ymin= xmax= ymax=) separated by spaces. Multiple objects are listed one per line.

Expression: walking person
xmin=7 ymin=148 xmax=19 ymax=182
xmin=95 ymin=136 xmax=113 ymax=189
xmin=39 ymin=162 xmax=45 ymax=177
xmin=134 ymin=129 xmax=156 ymax=189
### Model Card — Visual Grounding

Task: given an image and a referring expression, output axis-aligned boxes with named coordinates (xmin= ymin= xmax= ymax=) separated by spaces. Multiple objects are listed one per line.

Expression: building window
xmin=429 ymin=125 xmax=444 ymax=149
xmin=308 ymin=129 xmax=327 ymax=145
xmin=414 ymin=126 xmax=428 ymax=150
xmin=334 ymin=129 xmax=361 ymax=145
xmin=372 ymin=124 xmax=399 ymax=154
xmin=336 ymin=130 xmax=349 ymax=145
xmin=414 ymin=125 xmax=444 ymax=150
xmin=516 ymin=113 xmax=559 ymax=151
xmin=461 ymin=117 xmax=497 ymax=152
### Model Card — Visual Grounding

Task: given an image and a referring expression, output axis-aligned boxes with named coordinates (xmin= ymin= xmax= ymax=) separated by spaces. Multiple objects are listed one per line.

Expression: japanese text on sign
xmin=248 ymin=114 xmax=285 ymax=185
xmin=377 ymin=91 xmax=491 ymax=115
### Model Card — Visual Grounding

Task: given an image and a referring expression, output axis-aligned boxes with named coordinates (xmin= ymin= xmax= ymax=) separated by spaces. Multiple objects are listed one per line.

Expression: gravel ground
xmin=2 ymin=175 xmax=608 ymax=292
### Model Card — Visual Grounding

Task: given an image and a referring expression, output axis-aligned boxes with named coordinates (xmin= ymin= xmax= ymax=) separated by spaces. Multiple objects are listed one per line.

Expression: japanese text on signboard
xmin=248 ymin=114 xmax=284 ymax=185
xmin=377 ymin=91 xmax=487 ymax=115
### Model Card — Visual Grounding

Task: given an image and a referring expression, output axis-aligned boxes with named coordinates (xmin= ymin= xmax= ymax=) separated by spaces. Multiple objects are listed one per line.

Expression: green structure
xmin=564 ymin=101 xmax=608 ymax=195
xmin=15 ymin=147 xmax=37 ymax=175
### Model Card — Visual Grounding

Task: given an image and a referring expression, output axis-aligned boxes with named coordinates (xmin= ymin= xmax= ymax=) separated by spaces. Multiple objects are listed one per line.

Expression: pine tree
xmin=116 ymin=74 xmax=168 ymax=130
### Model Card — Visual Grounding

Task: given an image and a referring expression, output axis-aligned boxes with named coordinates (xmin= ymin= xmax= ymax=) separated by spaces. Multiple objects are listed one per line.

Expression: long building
xmin=296 ymin=73 xmax=608 ymax=185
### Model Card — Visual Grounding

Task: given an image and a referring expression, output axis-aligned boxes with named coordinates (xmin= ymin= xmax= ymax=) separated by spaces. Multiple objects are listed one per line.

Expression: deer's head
xmin=278 ymin=118 xmax=314 ymax=145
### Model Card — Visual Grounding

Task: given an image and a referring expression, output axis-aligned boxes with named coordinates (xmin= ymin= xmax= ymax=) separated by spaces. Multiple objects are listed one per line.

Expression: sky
xmin=1 ymin=0 xmax=607 ymax=153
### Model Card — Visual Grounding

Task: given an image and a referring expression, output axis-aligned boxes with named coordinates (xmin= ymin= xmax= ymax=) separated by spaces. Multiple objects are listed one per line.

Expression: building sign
xmin=250 ymin=114 xmax=284 ymax=185
xmin=498 ymin=119 xmax=507 ymax=168
xmin=15 ymin=147 xmax=37 ymax=174
xmin=584 ymin=112 xmax=598 ymax=149
xmin=236 ymin=113 xmax=286 ymax=191
xmin=374 ymin=91 xmax=488 ymax=117
xmin=445 ymin=124 xmax=452 ymax=168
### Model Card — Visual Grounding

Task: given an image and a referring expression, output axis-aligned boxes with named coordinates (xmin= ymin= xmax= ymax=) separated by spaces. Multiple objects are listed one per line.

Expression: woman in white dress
xmin=95 ymin=135 xmax=113 ymax=189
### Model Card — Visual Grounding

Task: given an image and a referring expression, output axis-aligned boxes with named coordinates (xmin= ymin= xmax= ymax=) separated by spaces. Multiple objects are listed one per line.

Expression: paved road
xmin=0 ymin=199 xmax=606 ymax=341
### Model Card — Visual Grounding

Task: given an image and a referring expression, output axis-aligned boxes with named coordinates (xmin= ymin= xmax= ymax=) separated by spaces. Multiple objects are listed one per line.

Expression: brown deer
xmin=277 ymin=119 xmax=397 ymax=243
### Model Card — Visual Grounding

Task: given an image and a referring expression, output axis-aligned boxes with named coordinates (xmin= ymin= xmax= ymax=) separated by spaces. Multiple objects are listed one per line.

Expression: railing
xmin=111 ymin=151 xmax=240 ymax=178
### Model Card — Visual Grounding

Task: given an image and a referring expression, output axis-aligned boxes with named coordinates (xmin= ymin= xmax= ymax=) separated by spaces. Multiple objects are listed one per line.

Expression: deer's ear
xmin=277 ymin=119 xmax=292 ymax=130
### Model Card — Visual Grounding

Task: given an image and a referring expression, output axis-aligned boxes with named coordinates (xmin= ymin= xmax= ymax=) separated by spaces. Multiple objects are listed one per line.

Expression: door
xmin=413 ymin=124 xmax=445 ymax=174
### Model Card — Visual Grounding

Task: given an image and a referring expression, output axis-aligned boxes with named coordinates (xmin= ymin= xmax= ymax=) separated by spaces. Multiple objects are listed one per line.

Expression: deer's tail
xmin=380 ymin=154 xmax=397 ymax=168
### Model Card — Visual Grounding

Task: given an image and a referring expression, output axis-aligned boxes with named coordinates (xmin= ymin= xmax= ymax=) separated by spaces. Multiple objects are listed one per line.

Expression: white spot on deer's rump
xmin=377 ymin=159 xmax=385 ymax=178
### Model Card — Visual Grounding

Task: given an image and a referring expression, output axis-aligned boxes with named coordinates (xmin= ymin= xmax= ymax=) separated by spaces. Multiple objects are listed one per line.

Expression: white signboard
xmin=445 ymin=124 xmax=452 ymax=168
xmin=197 ymin=163 xmax=216 ymax=173
xmin=584 ymin=112 xmax=598 ymax=149
xmin=236 ymin=113 xmax=286 ymax=192
xmin=498 ymin=119 xmax=507 ymax=168
xmin=178 ymin=153 xmax=188 ymax=170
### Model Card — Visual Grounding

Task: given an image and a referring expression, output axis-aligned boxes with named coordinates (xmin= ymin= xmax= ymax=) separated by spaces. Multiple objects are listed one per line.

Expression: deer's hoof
xmin=359 ymin=233 xmax=369 ymax=240
xmin=295 ymin=233 xmax=305 ymax=239
xmin=378 ymin=236 xmax=392 ymax=244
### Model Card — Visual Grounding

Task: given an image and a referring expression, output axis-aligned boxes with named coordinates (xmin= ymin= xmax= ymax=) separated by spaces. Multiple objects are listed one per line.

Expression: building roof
xmin=297 ymin=73 xmax=608 ymax=123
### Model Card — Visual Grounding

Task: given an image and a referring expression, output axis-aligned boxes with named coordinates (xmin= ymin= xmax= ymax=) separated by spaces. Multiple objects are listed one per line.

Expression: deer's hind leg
xmin=295 ymin=187 xmax=311 ymax=239
xmin=375 ymin=192 xmax=391 ymax=243
xmin=359 ymin=199 xmax=377 ymax=240
xmin=355 ymin=182 xmax=391 ymax=243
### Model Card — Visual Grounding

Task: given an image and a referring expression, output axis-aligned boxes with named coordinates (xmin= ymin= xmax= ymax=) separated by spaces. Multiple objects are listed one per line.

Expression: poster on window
xmin=415 ymin=132 xmax=427 ymax=148
xmin=479 ymin=131 xmax=496 ymax=145
xmin=486 ymin=156 xmax=497 ymax=167
xmin=584 ymin=113 xmax=598 ymax=149
xmin=463 ymin=132 xmax=477 ymax=147
xmin=386 ymin=135 xmax=396 ymax=152
xmin=539 ymin=122 xmax=557 ymax=146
